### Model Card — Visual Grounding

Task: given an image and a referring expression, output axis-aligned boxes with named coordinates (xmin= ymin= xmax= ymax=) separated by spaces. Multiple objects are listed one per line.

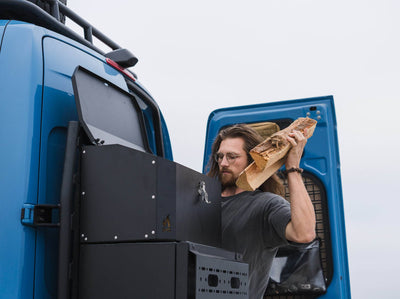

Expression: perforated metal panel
xmin=195 ymin=254 xmax=248 ymax=298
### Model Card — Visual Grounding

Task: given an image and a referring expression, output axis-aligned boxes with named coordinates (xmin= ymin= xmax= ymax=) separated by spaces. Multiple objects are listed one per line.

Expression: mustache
xmin=220 ymin=168 xmax=232 ymax=174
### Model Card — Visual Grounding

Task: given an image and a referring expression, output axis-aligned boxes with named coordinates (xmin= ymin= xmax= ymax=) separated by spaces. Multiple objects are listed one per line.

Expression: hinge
xmin=21 ymin=204 xmax=60 ymax=227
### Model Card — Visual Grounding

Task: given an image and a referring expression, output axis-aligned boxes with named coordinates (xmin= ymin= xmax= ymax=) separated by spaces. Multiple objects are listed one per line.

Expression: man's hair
xmin=207 ymin=123 xmax=285 ymax=196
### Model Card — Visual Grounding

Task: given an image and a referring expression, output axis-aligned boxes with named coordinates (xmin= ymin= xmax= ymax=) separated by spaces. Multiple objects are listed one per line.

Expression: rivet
xmin=114 ymin=235 xmax=118 ymax=240
xmin=152 ymin=160 xmax=156 ymax=165
xmin=317 ymin=110 xmax=321 ymax=115
xmin=317 ymin=116 xmax=321 ymax=120
xmin=82 ymin=150 xmax=86 ymax=154
xmin=81 ymin=234 xmax=85 ymax=237
xmin=306 ymin=112 xmax=311 ymax=116
xmin=151 ymin=195 xmax=156 ymax=199
xmin=151 ymin=230 xmax=155 ymax=234
xmin=82 ymin=191 xmax=85 ymax=196
xmin=145 ymin=234 xmax=149 ymax=238
xmin=84 ymin=237 xmax=88 ymax=241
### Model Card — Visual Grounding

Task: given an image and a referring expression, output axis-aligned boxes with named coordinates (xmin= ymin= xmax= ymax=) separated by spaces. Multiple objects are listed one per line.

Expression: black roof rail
xmin=56 ymin=0 xmax=121 ymax=50
xmin=0 ymin=0 xmax=138 ymax=67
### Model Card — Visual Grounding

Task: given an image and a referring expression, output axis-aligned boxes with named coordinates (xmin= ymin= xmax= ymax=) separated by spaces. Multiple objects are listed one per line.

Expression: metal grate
xmin=264 ymin=172 xmax=333 ymax=299
xmin=189 ymin=251 xmax=249 ymax=299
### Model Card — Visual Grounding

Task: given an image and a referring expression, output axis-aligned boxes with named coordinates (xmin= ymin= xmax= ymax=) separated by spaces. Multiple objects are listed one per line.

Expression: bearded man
xmin=207 ymin=124 xmax=316 ymax=299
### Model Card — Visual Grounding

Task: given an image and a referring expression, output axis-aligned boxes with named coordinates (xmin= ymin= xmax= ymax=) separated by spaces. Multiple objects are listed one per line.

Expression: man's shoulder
xmin=224 ymin=190 xmax=286 ymax=208
xmin=247 ymin=190 xmax=286 ymax=203
xmin=245 ymin=191 xmax=290 ymax=212
xmin=223 ymin=190 xmax=281 ymax=199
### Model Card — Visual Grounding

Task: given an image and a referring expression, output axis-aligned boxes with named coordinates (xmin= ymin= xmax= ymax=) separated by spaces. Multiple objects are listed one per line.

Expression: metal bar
xmin=49 ymin=0 xmax=60 ymax=21
xmin=84 ymin=26 xmax=93 ymax=44
xmin=57 ymin=1 xmax=121 ymax=49
xmin=1 ymin=0 xmax=107 ymax=54
xmin=57 ymin=121 xmax=80 ymax=299
xmin=91 ymin=26 xmax=120 ymax=50
xmin=38 ymin=0 xmax=121 ymax=50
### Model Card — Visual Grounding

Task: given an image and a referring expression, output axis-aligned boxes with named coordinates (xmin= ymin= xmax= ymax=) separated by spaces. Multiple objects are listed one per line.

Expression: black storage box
xmin=78 ymin=241 xmax=249 ymax=299
xmin=80 ymin=144 xmax=221 ymax=247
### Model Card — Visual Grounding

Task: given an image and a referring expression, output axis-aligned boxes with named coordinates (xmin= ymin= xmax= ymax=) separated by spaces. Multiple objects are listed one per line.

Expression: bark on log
xmin=236 ymin=117 xmax=317 ymax=191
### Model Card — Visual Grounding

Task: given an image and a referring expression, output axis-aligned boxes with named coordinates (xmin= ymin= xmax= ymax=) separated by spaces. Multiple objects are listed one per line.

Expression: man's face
xmin=217 ymin=137 xmax=249 ymax=189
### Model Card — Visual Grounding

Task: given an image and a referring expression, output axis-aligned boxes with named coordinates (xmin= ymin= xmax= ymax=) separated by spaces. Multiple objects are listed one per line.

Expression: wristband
xmin=284 ymin=167 xmax=303 ymax=174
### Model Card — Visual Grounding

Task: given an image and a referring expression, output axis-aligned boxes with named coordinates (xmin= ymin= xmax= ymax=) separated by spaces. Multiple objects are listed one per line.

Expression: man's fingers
xmin=286 ymin=135 xmax=297 ymax=146
xmin=289 ymin=130 xmax=307 ymax=144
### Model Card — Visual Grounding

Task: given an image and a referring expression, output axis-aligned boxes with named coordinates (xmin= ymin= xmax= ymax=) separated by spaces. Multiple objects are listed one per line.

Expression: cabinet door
xmin=203 ymin=95 xmax=351 ymax=299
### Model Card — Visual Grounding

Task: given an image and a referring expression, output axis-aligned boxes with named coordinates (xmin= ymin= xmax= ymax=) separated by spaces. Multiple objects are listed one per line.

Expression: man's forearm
xmin=285 ymin=171 xmax=316 ymax=243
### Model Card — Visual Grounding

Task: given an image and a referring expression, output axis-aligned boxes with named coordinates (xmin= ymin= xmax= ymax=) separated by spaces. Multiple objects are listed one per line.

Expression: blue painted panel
xmin=0 ymin=22 xmax=45 ymax=299
xmin=0 ymin=19 xmax=174 ymax=299
xmin=203 ymin=96 xmax=351 ymax=298
xmin=0 ymin=20 xmax=153 ymax=298
xmin=0 ymin=20 xmax=8 ymax=48
xmin=160 ymin=112 xmax=173 ymax=160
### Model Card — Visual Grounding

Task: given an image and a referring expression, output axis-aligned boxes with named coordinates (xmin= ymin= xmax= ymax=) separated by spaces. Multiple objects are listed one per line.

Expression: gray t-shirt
xmin=221 ymin=190 xmax=291 ymax=299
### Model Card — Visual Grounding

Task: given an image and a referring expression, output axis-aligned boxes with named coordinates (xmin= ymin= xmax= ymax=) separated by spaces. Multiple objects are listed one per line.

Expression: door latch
xmin=198 ymin=181 xmax=211 ymax=204
xmin=21 ymin=204 xmax=60 ymax=227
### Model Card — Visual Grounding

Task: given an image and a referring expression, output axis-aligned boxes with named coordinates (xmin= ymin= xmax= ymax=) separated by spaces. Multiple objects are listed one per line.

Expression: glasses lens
xmin=215 ymin=153 xmax=240 ymax=164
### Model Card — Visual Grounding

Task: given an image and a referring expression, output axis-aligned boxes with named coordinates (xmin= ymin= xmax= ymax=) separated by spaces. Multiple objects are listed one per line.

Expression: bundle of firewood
xmin=236 ymin=117 xmax=317 ymax=191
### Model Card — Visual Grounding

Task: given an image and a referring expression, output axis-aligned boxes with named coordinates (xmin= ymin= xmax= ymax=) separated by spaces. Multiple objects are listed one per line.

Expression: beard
xmin=218 ymin=169 xmax=238 ymax=189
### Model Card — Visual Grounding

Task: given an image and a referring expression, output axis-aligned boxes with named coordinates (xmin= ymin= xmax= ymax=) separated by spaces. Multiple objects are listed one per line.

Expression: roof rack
xmin=0 ymin=0 xmax=138 ymax=67
xmin=47 ymin=0 xmax=121 ymax=50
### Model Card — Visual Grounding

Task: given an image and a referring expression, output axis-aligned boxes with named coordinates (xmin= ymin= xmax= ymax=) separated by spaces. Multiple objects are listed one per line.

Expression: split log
xmin=236 ymin=158 xmax=286 ymax=192
xmin=236 ymin=117 xmax=317 ymax=191
xmin=248 ymin=122 xmax=280 ymax=139
xmin=250 ymin=117 xmax=317 ymax=170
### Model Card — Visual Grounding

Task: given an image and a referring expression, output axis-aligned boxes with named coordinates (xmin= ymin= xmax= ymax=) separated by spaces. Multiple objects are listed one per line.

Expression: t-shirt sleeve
xmin=262 ymin=195 xmax=291 ymax=248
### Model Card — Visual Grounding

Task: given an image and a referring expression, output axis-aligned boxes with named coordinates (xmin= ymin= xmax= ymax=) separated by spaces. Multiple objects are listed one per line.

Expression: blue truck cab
xmin=0 ymin=1 xmax=350 ymax=298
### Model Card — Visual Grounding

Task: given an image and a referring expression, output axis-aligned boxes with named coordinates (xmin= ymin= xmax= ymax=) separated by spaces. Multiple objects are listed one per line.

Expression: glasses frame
xmin=214 ymin=152 xmax=242 ymax=164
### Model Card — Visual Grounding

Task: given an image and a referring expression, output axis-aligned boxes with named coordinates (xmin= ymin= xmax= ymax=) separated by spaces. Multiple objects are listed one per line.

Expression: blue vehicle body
xmin=0 ymin=15 xmax=172 ymax=299
xmin=0 ymin=1 xmax=350 ymax=298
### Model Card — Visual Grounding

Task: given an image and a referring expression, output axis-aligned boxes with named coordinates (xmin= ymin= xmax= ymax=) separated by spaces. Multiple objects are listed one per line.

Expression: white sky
xmin=68 ymin=1 xmax=399 ymax=298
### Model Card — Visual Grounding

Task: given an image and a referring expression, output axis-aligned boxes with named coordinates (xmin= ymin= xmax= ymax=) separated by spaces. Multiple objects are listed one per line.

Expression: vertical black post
xmin=57 ymin=121 xmax=79 ymax=299
xmin=48 ymin=0 xmax=61 ymax=21
xmin=84 ymin=26 xmax=93 ymax=43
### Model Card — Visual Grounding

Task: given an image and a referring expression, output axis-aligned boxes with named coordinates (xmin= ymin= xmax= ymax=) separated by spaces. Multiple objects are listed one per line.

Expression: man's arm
xmin=284 ymin=130 xmax=316 ymax=243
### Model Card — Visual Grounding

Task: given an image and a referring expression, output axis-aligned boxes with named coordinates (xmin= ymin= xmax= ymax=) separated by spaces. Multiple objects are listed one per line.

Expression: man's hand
xmin=285 ymin=129 xmax=308 ymax=169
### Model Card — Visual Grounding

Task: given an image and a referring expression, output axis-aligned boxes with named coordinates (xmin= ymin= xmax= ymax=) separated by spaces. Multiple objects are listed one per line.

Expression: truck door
xmin=203 ymin=95 xmax=351 ymax=299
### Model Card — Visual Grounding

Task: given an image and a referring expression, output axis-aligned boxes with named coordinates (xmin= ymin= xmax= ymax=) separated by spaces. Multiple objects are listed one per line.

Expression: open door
xmin=203 ymin=95 xmax=351 ymax=299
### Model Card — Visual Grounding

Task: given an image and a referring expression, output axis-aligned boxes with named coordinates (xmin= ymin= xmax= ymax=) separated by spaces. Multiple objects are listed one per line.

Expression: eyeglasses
xmin=214 ymin=152 xmax=242 ymax=164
